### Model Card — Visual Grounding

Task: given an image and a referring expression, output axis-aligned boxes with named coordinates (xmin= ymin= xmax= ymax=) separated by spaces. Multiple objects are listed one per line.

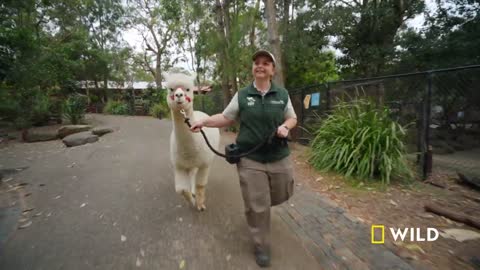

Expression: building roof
xmin=77 ymin=81 xmax=213 ymax=93
xmin=77 ymin=81 xmax=156 ymax=90
xmin=193 ymin=85 xmax=212 ymax=94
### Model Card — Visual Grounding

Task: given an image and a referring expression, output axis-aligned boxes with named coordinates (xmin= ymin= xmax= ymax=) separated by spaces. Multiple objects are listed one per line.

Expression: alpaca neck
xmin=171 ymin=108 xmax=196 ymax=145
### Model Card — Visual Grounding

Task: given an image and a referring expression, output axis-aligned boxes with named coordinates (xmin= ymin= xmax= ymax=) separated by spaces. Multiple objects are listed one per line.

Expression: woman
xmin=190 ymin=50 xmax=297 ymax=267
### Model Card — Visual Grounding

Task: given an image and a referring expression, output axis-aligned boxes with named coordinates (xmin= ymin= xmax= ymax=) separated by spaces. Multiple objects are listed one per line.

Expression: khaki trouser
xmin=236 ymin=156 xmax=295 ymax=253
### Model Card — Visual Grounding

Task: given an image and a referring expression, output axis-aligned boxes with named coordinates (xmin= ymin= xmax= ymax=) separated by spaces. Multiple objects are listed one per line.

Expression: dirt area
xmin=2 ymin=125 xmax=479 ymax=269
xmin=290 ymin=143 xmax=480 ymax=270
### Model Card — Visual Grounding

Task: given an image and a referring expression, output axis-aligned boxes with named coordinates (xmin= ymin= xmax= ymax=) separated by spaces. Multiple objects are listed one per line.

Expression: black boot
xmin=254 ymin=247 xmax=271 ymax=267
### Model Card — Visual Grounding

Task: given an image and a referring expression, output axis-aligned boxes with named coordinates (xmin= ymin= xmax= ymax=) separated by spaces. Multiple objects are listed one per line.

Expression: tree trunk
xmin=222 ymin=0 xmax=238 ymax=96
xmin=264 ymin=0 xmax=285 ymax=87
xmin=425 ymin=203 xmax=480 ymax=230
xmin=215 ymin=0 xmax=232 ymax=108
xmin=155 ymin=53 xmax=163 ymax=89
xmin=282 ymin=0 xmax=291 ymax=83
xmin=283 ymin=0 xmax=290 ymax=30
xmin=249 ymin=0 xmax=261 ymax=50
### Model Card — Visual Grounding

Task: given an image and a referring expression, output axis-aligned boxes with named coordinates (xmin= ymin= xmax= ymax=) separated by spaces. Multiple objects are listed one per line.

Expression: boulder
xmin=57 ymin=125 xmax=92 ymax=138
xmin=92 ymin=127 xmax=114 ymax=136
xmin=429 ymin=128 xmax=453 ymax=140
xmin=457 ymin=135 xmax=479 ymax=149
xmin=450 ymin=140 xmax=466 ymax=151
xmin=62 ymin=131 xmax=98 ymax=147
xmin=430 ymin=140 xmax=455 ymax=155
xmin=23 ymin=127 xmax=58 ymax=142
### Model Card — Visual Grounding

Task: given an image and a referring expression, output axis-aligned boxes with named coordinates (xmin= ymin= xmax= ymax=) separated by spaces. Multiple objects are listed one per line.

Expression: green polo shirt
xmin=232 ymin=82 xmax=291 ymax=163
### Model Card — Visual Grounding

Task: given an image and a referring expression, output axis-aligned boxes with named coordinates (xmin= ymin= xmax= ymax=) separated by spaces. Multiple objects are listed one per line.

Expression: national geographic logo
xmin=371 ymin=225 xmax=439 ymax=244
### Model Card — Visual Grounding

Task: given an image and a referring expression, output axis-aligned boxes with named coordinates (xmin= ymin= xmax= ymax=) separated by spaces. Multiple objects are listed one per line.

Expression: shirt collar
xmin=252 ymin=80 xmax=276 ymax=95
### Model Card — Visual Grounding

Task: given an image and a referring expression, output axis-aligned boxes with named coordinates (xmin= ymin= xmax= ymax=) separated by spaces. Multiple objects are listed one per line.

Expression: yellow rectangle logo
xmin=371 ymin=225 xmax=385 ymax=244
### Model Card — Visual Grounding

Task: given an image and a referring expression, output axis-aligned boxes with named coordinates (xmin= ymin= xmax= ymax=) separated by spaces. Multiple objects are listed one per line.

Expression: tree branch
xmin=142 ymin=33 xmax=158 ymax=54
xmin=339 ymin=0 xmax=355 ymax=8
xmin=143 ymin=52 xmax=156 ymax=78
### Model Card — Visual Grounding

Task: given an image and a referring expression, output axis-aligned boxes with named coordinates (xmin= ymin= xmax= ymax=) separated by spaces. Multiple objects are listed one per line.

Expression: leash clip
xmin=180 ymin=109 xmax=191 ymax=127
xmin=179 ymin=109 xmax=187 ymax=119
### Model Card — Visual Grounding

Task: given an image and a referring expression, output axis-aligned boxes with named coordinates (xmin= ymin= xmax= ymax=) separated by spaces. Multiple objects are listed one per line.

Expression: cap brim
xmin=252 ymin=50 xmax=275 ymax=64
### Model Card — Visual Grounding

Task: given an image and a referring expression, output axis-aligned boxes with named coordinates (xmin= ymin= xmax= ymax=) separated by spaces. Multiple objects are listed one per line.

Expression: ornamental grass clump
xmin=308 ymin=99 xmax=413 ymax=185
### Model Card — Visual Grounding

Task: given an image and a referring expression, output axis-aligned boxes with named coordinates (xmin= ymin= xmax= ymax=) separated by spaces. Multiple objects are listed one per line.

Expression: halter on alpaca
xmin=164 ymin=71 xmax=220 ymax=211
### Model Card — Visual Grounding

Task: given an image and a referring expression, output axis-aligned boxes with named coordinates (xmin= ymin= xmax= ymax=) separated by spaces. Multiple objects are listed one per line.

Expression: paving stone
xmin=279 ymin=188 xmax=415 ymax=270
xmin=334 ymin=248 xmax=370 ymax=270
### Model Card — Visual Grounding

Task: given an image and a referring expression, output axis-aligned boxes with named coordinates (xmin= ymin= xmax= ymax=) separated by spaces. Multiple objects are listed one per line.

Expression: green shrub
xmin=149 ymin=102 xmax=170 ymax=119
xmin=308 ymin=99 xmax=413 ymax=185
xmin=193 ymin=95 xmax=211 ymax=113
xmin=30 ymin=91 xmax=51 ymax=125
xmin=63 ymin=94 xmax=87 ymax=124
xmin=0 ymin=86 xmax=20 ymax=121
xmin=104 ymin=100 xmax=130 ymax=115
xmin=1 ymin=86 xmax=52 ymax=127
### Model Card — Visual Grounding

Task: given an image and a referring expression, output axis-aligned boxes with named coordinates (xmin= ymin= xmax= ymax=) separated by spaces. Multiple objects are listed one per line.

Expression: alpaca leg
xmin=175 ymin=168 xmax=195 ymax=206
xmin=195 ymin=166 xmax=210 ymax=211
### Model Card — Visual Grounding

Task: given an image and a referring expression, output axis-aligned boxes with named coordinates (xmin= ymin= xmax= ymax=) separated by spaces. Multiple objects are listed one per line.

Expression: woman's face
xmin=252 ymin=56 xmax=275 ymax=80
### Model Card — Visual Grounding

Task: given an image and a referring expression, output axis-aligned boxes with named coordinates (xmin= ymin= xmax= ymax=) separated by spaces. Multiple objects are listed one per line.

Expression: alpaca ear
xmin=161 ymin=71 xmax=170 ymax=82
xmin=189 ymin=72 xmax=197 ymax=82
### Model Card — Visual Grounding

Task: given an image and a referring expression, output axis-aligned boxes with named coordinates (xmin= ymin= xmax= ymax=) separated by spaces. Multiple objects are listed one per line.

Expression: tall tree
xmin=128 ymin=0 xmax=182 ymax=89
xmin=394 ymin=0 xmax=480 ymax=71
xmin=264 ymin=0 xmax=285 ymax=86
xmin=214 ymin=0 xmax=233 ymax=107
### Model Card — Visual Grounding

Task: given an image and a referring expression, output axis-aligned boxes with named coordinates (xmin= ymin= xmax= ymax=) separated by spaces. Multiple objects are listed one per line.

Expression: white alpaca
xmin=164 ymin=72 xmax=220 ymax=211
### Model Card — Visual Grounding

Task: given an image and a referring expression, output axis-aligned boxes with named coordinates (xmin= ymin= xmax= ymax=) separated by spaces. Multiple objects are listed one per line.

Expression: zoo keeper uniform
xmin=223 ymin=81 xmax=297 ymax=253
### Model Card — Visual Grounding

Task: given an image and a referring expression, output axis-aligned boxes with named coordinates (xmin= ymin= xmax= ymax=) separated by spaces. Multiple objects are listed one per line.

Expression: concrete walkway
xmin=0 ymin=114 xmax=414 ymax=270
xmin=277 ymin=187 xmax=415 ymax=270
xmin=433 ymin=148 xmax=480 ymax=177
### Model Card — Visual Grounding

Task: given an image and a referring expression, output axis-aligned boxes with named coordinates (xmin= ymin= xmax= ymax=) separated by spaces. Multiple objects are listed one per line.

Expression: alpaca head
xmin=164 ymin=72 xmax=196 ymax=112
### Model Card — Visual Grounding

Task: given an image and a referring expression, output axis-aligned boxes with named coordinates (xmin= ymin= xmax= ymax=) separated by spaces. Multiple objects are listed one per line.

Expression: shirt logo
xmin=270 ymin=100 xmax=285 ymax=105
xmin=247 ymin=97 xmax=256 ymax=106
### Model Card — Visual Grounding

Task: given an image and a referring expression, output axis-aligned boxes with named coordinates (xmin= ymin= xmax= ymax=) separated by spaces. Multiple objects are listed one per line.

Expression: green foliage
xmin=143 ymin=87 xmax=168 ymax=113
xmin=0 ymin=86 xmax=19 ymax=121
xmin=149 ymin=103 xmax=170 ymax=119
xmin=1 ymin=84 xmax=59 ymax=128
xmin=193 ymin=94 xmax=220 ymax=115
xmin=393 ymin=0 xmax=480 ymax=72
xmin=308 ymin=99 xmax=413 ymax=185
xmin=30 ymin=90 xmax=51 ymax=125
xmin=63 ymin=94 xmax=87 ymax=124
xmin=104 ymin=100 xmax=130 ymax=115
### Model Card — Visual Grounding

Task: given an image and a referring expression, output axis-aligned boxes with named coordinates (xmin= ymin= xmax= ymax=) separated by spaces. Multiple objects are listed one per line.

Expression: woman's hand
xmin=190 ymin=119 xmax=205 ymax=133
xmin=276 ymin=125 xmax=289 ymax=138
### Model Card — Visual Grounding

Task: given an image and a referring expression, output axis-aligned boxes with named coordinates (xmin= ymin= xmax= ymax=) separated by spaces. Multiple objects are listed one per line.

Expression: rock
xmin=465 ymin=126 xmax=480 ymax=136
xmin=57 ymin=125 xmax=92 ymax=138
xmin=440 ymin=228 xmax=480 ymax=242
xmin=430 ymin=140 xmax=455 ymax=154
xmin=453 ymin=240 xmax=480 ymax=268
xmin=429 ymin=129 xmax=452 ymax=140
xmin=449 ymin=140 xmax=466 ymax=151
xmin=62 ymin=131 xmax=98 ymax=147
xmin=457 ymin=135 xmax=479 ymax=149
xmin=23 ymin=127 xmax=58 ymax=142
xmin=92 ymin=127 xmax=113 ymax=136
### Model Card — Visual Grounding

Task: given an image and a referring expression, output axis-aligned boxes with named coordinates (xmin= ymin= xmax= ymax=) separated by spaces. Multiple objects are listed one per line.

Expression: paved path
xmin=0 ymin=114 xmax=415 ymax=270
xmin=433 ymin=148 xmax=480 ymax=177
xmin=277 ymin=188 xmax=415 ymax=270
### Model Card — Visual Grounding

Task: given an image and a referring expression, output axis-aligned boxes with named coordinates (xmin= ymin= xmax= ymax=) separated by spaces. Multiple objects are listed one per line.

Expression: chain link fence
xmin=289 ymin=65 xmax=480 ymax=179
xmin=194 ymin=65 xmax=480 ymax=179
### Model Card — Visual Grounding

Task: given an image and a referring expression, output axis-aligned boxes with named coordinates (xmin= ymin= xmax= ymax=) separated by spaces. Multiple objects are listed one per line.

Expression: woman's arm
xmin=190 ymin=114 xmax=235 ymax=132
xmin=277 ymin=117 xmax=297 ymax=138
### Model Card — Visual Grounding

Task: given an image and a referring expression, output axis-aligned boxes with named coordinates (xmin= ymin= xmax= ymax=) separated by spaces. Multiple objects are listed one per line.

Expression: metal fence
xmin=195 ymin=65 xmax=480 ymax=180
xmin=289 ymin=65 xmax=480 ymax=179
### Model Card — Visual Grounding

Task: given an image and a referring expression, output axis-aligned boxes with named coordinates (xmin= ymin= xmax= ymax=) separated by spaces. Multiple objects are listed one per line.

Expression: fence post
xmin=300 ymin=87 xmax=305 ymax=139
xmin=422 ymin=73 xmax=433 ymax=180
xmin=326 ymin=83 xmax=331 ymax=112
